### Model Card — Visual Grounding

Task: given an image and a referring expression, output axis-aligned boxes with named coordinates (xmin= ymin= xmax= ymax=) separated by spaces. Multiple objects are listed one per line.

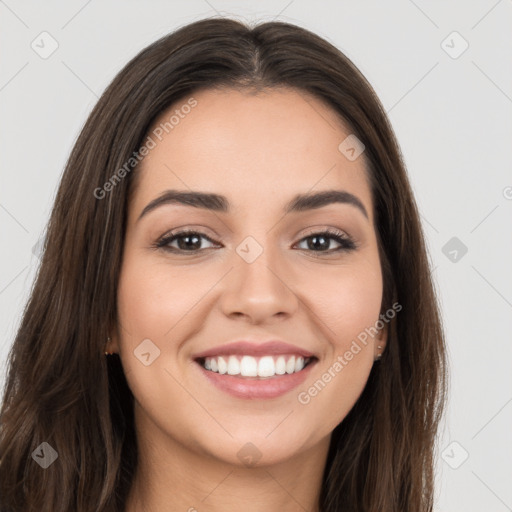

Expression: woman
xmin=0 ymin=18 xmax=447 ymax=512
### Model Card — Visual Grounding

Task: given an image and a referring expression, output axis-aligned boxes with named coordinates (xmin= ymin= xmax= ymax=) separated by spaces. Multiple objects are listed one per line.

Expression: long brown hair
xmin=0 ymin=18 xmax=447 ymax=511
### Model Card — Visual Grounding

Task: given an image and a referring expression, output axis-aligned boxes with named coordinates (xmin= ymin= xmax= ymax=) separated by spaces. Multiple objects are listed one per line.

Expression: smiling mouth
xmin=195 ymin=354 xmax=317 ymax=379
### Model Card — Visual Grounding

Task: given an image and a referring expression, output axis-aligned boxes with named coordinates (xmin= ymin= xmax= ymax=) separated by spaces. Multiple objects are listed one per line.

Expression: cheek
xmin=117 ymin=256 xmax=205 ymax=341
xmin=115 ymin=257 xmax=208 ymax=436
xmin=292 ymin=260 xmax=383 ymax=430
xmin=302 ymin=261 xmax=384 ymax=349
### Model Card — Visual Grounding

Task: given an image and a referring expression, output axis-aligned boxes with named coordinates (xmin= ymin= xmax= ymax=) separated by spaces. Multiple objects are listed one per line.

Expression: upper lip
xmin=193 ymin=340 xmax=316 ymax=359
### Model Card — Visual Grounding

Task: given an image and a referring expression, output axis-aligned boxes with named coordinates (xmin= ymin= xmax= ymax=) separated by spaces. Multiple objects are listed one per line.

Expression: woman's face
xmin=112 ymin=87 xmax=387 ymax=467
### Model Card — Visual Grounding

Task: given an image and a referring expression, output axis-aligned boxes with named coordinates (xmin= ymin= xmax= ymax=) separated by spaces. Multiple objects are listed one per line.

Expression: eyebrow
xmin=137 ymin=189 xmax=369 ymax=221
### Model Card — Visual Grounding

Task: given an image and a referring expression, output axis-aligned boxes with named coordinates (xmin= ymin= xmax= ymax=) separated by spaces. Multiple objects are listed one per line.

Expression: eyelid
xmin=156 ymin=224 xmax=220 ymax=241
xmin=298 ymin=226 xmax=349 ymax=238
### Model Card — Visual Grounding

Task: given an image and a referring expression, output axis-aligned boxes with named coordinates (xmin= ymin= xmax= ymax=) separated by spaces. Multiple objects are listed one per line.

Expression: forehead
xmin=131 ymin=87 xmax=373 ymax=222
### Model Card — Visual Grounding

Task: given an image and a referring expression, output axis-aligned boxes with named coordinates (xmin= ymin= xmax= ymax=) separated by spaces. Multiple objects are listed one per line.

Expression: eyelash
xmin=153 ymin=228 xmax=357 ymax=256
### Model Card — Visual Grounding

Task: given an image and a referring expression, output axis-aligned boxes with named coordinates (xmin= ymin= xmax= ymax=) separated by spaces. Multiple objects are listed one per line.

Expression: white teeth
xmin=240 ymin=355 xmax=258 ymax=377
xmin=275 ymin=356 xmax=286 ymax=375
xmin=285 ymin=356 xmax=296 ymax=374
xmin=217 ymin=356 xmax=228 ymax=374
xmin=227 ymin=355 xmax=240 ymax=375
xmin=258 ymin=356 xmax=275 ymax=377
xmin=200 ymin=354 xmax=311 ymax=377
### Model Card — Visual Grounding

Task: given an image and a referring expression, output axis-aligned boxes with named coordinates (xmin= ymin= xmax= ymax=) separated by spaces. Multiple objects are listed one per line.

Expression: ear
xmin=374 ymin=321 xmax=388 ymax=360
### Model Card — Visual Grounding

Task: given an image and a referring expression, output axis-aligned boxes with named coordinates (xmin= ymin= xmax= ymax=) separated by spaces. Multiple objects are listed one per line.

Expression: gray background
xmin=1 ymin=1 xmax=511 ymax=510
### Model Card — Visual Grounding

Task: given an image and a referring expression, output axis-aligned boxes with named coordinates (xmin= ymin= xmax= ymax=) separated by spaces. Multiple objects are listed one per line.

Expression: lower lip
xmin=195 ymin=360 xmax=316 ymax=400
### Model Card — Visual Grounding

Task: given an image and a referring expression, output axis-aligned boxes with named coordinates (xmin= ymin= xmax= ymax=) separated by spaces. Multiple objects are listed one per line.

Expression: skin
xmin=108 ymin=87 xmax=387 ymax=512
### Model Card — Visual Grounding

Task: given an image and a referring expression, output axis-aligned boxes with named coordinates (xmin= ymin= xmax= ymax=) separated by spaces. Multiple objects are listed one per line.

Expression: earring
xmin=375 ymin=344 xmax=383 ymax=361
xmin=104 ymin=336 xmax=113 ymax=356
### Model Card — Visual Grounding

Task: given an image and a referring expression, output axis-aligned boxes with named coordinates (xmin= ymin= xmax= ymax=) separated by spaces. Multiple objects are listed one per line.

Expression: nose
xmin=218 ymin=247 xmax=299 ymax=324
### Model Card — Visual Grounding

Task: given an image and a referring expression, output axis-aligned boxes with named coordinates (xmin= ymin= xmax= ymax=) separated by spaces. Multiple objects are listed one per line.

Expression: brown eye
xmin=295 ymin=230 xmax=356 ymax=253
xmin=156 ymin=230 xmax=219 ymax=252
